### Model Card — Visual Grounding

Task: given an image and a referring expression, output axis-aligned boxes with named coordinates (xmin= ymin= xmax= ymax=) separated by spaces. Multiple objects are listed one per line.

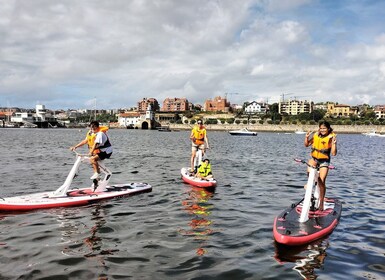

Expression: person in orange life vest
xmin=304 ymin=121 xmax=337 ymax=211
xmin=70 ymin=121 xmax=113 ymax=179
xmin=190 ymin=119 xmax=210 ymax=172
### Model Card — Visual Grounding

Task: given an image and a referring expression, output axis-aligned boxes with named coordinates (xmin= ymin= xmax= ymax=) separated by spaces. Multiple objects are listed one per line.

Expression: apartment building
xmin=161 ymin=97 xmax=189 ymax=112
xmin=327 ymin=103 xmax=358 ymax=117
xmin=374 ymin=105 xmax=385 ymax=119
xmin=137 ymin=98 xmax=159 ymax=113
xmin=278 ymin=99 xmax=313 ymax=115
xmin=204 ymin=96 xmax=230 ymax=112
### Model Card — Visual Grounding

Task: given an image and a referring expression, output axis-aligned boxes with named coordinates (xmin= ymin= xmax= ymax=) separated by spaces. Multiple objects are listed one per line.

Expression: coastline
xmin=167 ymin=123 xmax=385 ymax=134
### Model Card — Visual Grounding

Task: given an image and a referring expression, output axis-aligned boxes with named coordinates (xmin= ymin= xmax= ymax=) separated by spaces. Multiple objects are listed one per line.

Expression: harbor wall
xmin=167 ymin=123 xmax=385 ymax=134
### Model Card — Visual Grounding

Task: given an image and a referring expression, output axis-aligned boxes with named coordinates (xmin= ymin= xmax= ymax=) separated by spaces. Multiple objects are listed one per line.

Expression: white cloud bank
xmin=0 ymin=0 xmax=384 ymax=109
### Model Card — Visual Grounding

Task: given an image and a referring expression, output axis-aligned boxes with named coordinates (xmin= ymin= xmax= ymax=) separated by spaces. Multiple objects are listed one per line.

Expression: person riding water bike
xmin=190 ymin=119 xmax=210 ymax=173
xmin=304 ymin=121 xmax=337 ymax=211
xmin=70 ymin=121 xmax=113 ymax=179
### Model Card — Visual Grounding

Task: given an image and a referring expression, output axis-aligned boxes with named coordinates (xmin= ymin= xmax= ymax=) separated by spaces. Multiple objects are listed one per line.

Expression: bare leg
xmin=190 ymin=149 xmax=197 ymax=171
xmin=317 ymin=167 xmax=329 ymax=211
xmin=305 ymin=158 xmax=317 ymax=189
xmin=90 ymin=155 xmax=100 ymax=174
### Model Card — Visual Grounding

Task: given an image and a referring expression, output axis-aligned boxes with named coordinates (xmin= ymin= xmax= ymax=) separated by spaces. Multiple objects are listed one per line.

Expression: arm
xmin=70 ymin=137 xmax=87 ymax=151
xmin=204 ymin=133 xmax=210 ymax=149
xmin=304 ymin=131 xmax=313 ymax=147
xmin=190 ymin=128 xmax=195 ymax=142
xmin=331 ymin=135 xmax=337 ymax=156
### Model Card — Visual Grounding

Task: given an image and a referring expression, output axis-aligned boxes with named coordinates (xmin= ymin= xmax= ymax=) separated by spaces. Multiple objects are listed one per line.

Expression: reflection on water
xmin=56 ymin=206 xmax=118 ymax=272
xmin=179 ymin=186 xmax=215 ymax=256
xmin=274 ymin=237 xmax=329 ymax=280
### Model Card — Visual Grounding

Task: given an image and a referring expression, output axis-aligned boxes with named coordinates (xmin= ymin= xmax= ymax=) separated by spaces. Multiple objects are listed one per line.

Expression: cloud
xmin=0 ymin=0 xmax=384 ymax=109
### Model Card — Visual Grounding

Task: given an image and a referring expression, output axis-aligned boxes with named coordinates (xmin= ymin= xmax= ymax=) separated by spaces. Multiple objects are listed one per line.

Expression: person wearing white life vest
xmin=70 ymin=121 xmax=113 ymax=179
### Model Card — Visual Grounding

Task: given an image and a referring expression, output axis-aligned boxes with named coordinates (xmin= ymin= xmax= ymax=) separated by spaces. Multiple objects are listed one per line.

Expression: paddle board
xmin=181 ymin=167 xmax=217 ymax=188
xmin=0 ymin=183 xmax=152 ymax=212
xmin=273 ymin=198 xmax=342 ymax=246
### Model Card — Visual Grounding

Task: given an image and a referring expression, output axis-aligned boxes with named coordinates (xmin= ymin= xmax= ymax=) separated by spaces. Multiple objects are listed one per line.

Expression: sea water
xmin=0 ymin=128 xmax=384 ymax=279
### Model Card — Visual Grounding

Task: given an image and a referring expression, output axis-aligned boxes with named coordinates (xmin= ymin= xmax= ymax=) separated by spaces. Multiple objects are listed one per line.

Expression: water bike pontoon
xmin=181 ymin=149 xmax=217 ymax=188
xmin=0 ymin=152 xmax=152 ymax=211
xmin=273 ymin=159 xmax=342 ymax=246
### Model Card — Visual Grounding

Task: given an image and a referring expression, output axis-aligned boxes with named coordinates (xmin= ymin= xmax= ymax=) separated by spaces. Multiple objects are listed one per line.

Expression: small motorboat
xmin=362 ymin=130 xmax=385 ymax=137
xmin=229 ymin=128 xmax=257 ymax=136
xmin=294 ymin=129 xmax=306 ymax=134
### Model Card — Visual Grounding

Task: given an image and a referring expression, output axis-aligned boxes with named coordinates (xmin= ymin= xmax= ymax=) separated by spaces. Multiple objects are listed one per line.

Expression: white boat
xmin=362 ymin=130 xmax=385 ymax=137
xmin=362 ymin=130 xmax=376 ymax=137
xmin=294 ymin=129 xmax=306 ymax=134
xmin=229 ymin=128 xmax=257 ymax=136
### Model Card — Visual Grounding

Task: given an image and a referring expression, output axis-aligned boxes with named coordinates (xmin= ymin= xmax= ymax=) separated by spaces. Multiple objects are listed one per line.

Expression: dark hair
xmin=90 ymin=121 xmax=100 ymax=127
xmin=319 ymin=120 xmax=333 ymax=133
xmin=204 ymin=158 xmax=210 ymax=163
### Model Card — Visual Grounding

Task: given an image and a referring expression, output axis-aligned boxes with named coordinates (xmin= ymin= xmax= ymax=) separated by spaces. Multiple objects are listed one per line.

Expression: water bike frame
xmin=53 ymin=152 xmax=112 ymax=197
xmin=294 ymin=158 xmax=335 ymax=223
xmin=193 ymin=148 xmax=203 ymax=173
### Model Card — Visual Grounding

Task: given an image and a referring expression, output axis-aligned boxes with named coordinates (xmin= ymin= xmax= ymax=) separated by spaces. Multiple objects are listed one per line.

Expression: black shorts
xmin=98 ymin=151 xmax=112 ymax=160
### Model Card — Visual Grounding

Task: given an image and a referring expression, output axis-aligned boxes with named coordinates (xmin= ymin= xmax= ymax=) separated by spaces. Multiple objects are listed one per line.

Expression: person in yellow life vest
xmin=304 ymin=121 xmax=337 ymax=211
xmin=190 ymin=119 xmax=210 ymax=172
xmin=70 ymin=121 xmax=113 ymax=179
xmin=195 ymin=158 xmax=213 ymax=179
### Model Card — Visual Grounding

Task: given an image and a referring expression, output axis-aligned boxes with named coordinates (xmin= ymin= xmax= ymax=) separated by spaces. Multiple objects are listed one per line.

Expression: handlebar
xmin=294 ymin=158 xmax=335 ymax=170
xmin=73 ymin=150 xmax=90 ymax=157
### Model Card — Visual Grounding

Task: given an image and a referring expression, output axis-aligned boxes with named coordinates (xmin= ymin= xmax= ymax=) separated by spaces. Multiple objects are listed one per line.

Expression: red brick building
xmin=137 ymin=98 xmax=159 ymax=113
xmin=161 ymin=97 xmax=189 ymax=112
xmin=204 ymin=96 xmax=230 ymax=112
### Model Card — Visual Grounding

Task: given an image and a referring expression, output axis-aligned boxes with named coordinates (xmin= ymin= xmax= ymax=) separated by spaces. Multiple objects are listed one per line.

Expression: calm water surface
xmin=0 ymin=128 xmax=384 ymax=280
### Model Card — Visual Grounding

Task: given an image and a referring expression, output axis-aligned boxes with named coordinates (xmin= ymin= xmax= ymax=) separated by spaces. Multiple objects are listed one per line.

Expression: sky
xmin=1 ymin=0 xmax=385 ymax=110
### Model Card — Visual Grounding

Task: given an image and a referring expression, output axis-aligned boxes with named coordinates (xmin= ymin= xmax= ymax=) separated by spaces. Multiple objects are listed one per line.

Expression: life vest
xmin=311 ymin=132 xmax=335 ymax=160
xmin=86 ymin=126 xmax=111 ymax=155
xmin=198 ymin=163 xmax=212 ymax=177
xmin=192 ymin=126 xmax=206 ymax=145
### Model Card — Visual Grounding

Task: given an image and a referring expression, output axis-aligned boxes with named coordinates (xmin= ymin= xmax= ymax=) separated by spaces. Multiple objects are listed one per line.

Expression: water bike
xmin=0 ymin=152 xmax=152 ymax=211
xmin=273 ymin=159 xmax=342 ymax=246
xmin=181 ymin=149 xmax=217 ymax=188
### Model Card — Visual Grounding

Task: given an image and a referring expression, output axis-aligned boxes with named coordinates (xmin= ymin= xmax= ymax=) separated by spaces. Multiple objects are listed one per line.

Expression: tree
xmin=297 ymin=112 xmax=312 ymax=121
xmin=363 ymin=110 xmax=376 ymax=120
xmin=312 ymin=109 xmax=326 ymax=122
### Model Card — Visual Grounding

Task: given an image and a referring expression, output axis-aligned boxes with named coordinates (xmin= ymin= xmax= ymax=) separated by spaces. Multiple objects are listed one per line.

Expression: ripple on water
xmin=0 ymin=130 xmax=384 ymax=279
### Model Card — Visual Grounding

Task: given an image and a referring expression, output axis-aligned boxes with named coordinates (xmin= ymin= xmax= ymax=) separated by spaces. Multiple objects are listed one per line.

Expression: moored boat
xmin=229 ymin=128 xmax=257 ymax=136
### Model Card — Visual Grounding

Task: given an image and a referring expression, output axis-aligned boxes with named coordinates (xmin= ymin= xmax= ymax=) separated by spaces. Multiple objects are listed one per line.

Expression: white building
xmin=11 ymin=112 xmax=34 ymax=123
xmin=244 ymin=101 xmax=268 ymax=114
xmin=374 ymin=105 xmax=385 ymax=119
xmin=118 ymin=112 xmax=141 ymax=127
